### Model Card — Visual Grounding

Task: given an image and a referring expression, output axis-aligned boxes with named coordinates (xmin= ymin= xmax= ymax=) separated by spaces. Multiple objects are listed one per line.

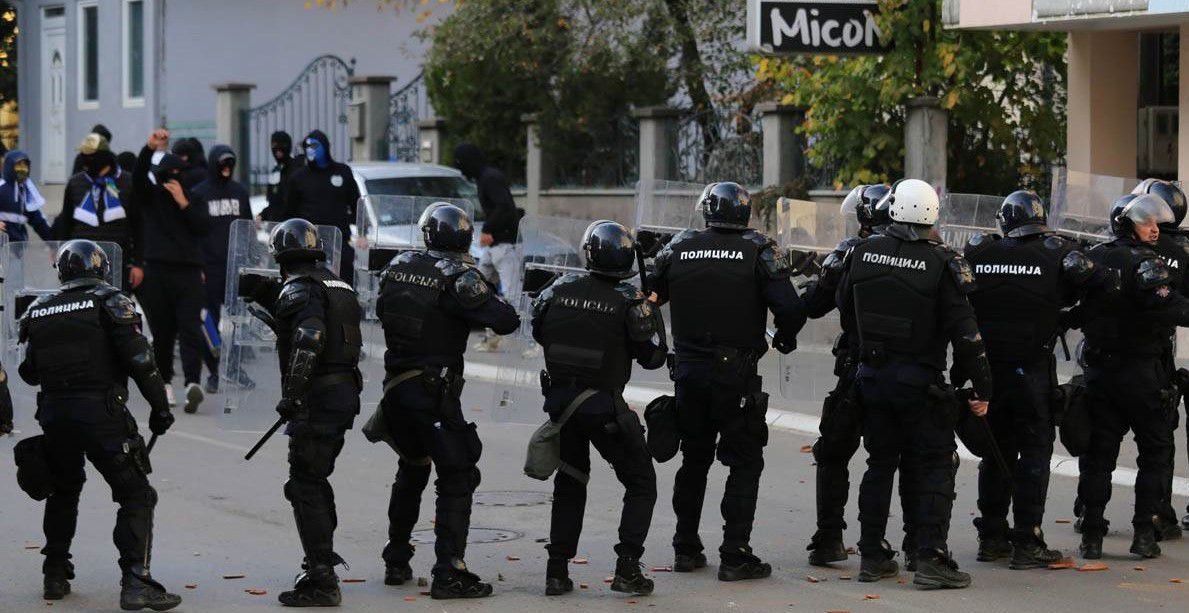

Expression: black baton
xmin=244 ymin=417 xmax=287 ymax=461
xmin=147 ymin=434 xmax=159 ymax=455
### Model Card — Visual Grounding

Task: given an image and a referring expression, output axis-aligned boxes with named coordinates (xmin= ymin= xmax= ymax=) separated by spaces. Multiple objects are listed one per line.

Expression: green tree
xmin=1 ymin=2 xmax=17 ymax=104
xmin=758 ymin=0 xmax=1067 ymax=195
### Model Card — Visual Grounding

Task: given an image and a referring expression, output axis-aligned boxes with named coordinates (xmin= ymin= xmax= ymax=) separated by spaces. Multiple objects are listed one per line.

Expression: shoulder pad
xmin=626 ymin=298 xmax=660 ymax=342
xmin=742 ymin=229 xmax=775 ymax=247
xmin=434 ymin=256 xmax=472 ymax=279
xmin=18 ymin=294 xmax=57 ymax=341
xmin=756 ymin=237 xmax=792 ymax=279
xmin=1136 ymin=257 xmax=1173 ymax=291
xmin=276 ymin=277 xmax=314 ymax=317
xmin=392 ymin=250 xmax=420 ymax=267
xmin=452 ymin=269 xmax=492 ymax=309
xmin=1061 ymin=249 xmax=1095 ymax=285
xmin=102 ymin=291 xmax=141 ymax=325
xmin=615 ymin=281 xmax=646 ymax=302
xmin=824 ymin=236 xmax=864 ymax=272
xmin=536 ymin=273 xmax=581 ymax=303
xmin=1043 ymin=235 xmax=1073 ymax=251
xmin=947 ymin=254 xmax=977 ymax=294
xmin=669 ymin=228 xmax=699 ymax=246
xmin=966 ymin=233 xmax=1001 ymax=249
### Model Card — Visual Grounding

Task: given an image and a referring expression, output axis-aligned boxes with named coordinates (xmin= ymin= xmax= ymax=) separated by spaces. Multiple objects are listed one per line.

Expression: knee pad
xmin=289 ymin=437 xmax=340 ymax=480
xmin=395 ymin=462 xmax=432 ymax=490
xmin=113 ymin=482 xmax=157 ymax=509
xmin=680 ymin=441 xmax=715 ymax=465
xmin=814 ymin=436 xmax=860 ymax=464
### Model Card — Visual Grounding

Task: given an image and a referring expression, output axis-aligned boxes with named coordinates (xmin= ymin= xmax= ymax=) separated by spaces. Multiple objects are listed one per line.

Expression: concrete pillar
xmin=349 ymin=76 xmax=395 ymax=162
xmin=758 ymin=102 xmax=806 ymax=187
xmin=904 ymin=96 xmax=948 ymax=191
xmin=522 ymin=113 xmax=547 ymax=215
xmin=213 ymin=83 xmax=255 ymax=184
xmin=632 ymin=106 xmax=681 ymax=185
xmin=418 ymin=117 xmax=447 ymax=164
xmin=1067 ymin=30 xmax=1138 ymax=178
xmin=1180 ymin=23 xmax=1189 ymax=182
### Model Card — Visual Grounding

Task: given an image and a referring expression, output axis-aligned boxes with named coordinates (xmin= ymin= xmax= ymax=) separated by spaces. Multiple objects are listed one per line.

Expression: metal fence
xmin=242 ymin=55 xmax=355 ymax=188
xmin=387 ymin=72 xmax=430 ymax=163
xmin=547 ymin=115 xmax=640 ymax=188
xmin=673 ymin=106 xmax=763 ymax=186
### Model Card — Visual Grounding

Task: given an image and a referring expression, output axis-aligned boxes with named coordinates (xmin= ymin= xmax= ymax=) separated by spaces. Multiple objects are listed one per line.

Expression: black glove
xmin=239 ymin=273 xmax=280 ymax=305
xmin=276 ymin=398 xmax=302 ymax=421
xmin=149 ymin=410 xmax=174 ymax=436
xmin=773 ymin=330 xmax=797 ymax=354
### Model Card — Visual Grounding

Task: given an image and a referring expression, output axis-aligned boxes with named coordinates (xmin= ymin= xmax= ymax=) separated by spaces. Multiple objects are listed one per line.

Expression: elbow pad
xmin=128 ymin=342 xmax=169 ymax=414
xmin=953 ymin=332 xmax=992 ymax=399
xmin=283 ymin=326 xmax=324 ymax=400
xmin=626 ymin=300 xmax=660 ymax=343
xmin=1061 ymin=250 xmax=1096 ymax=287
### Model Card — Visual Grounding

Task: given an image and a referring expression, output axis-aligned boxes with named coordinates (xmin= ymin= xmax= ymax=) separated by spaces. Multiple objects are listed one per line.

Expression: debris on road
xmin=1078 ymin=563 xmax=1109 ymax=572
xmin=222 ymin=574 xmax=246 ymax=580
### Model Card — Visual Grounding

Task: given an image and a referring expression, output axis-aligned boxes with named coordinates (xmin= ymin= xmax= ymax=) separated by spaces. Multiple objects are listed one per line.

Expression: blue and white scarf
xmin=73 ymin=169 xmax=127 ymax=227
xmin=0 ymin=178 xmax=45 ymax=224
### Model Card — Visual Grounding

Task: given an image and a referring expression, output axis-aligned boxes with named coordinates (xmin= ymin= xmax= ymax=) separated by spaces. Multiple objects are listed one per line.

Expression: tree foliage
xmin=757 ymin=0 xmax=1067 ymax=195
xmin=1 ymin=2 xmax=17 ymax=105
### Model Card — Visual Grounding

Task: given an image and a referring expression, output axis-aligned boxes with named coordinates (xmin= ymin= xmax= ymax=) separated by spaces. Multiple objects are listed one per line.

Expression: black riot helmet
xmin=418 ymin=202 xmax=474 ymax=252
xmin=700 ymin=182 xmax=752 ymax=230
xmin=858 ymin=184 xmax=891 ymax=229
xmin=56 ymin=239 xmax=111 ymax=284
xmin=1111 ymin=194 xmax=1175 ymax=241
xmin=1132 ymin=178 xmax=1187 ymax=229
xmin=997 ymin=190 xmax=1049 ymax=237
xmin=582 ymin=220 xmax=637 ymax=279
xmin=269 ymin=218 xmax=326 ymax=264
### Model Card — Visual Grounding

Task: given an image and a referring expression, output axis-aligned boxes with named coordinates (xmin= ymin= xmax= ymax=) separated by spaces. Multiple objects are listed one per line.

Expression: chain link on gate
xmin=242 ymin=55 xmax=356 ymax=190
xmin=388 ymin=72 xmax=429 ymax=163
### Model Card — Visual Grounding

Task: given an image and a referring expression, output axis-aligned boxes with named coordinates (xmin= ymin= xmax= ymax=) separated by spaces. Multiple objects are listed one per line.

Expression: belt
xmin=382 ymin=368 xmax=426 ymax=395
xmin=310 ymin=371 xmax=362 ymax=392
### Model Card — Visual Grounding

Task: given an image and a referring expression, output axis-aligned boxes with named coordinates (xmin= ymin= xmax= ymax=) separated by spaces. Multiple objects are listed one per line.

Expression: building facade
xmin=15 ymin=0 xmax=431 ymax=184
xmin=946 ymin=0 xmax=1189 ymax=181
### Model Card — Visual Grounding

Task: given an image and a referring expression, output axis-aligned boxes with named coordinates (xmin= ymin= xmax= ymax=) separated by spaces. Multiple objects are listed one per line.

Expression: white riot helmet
xmin=878 ymin=178 xmax=939 ymax=226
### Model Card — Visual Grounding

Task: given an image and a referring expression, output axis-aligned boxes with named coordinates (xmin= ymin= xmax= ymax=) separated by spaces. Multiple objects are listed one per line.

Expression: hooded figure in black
xmin=282 ymin=130 xmax=361 ymax=285
xmin=137 ymin=153 xmax=212 ymax=414
xmin=70 ymin=124 xmax=113 ymax=175
xmin=261 ymin=131 xmax=302 ymax=222
xmin=171 ymin=139 xmax=208 ymax=190
xmin=452 ymin=144 xmax=522 ymax=246
xmin=53 ymin=142 xmax=144 ymax=289
xmin=191 ymin=145 xmax=253 ymax=392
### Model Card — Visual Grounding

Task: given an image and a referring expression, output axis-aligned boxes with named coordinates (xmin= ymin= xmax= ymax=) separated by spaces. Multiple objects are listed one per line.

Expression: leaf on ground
xmin=1078 ymin=562 xmax=1109 ymax=572
xmin=184 ymin=584 xmax=197 ymax=589
xmin=1170 ymin=578 xmax=1184 ymax=584
xmin=604 ymin=576 xmax=614 ymax=583
xmin=342 ymin=578 xmax=366 ymax=583
xmin=1048 ymin=558 xmax=1076 ymax=570
xmin=627 ymin=600 xmax=639 ymax=604
xmin=1132 ymin=566 xmax=1145 ymax=572
xmin=419 ymin=591 xmax=431 ymax=596
xmin=579 ymin=583 xmax=589 ymax=589
xmin=650 ymin=566 xmax=673 ymax=572
xmin=839 ymin=575 xmax=852 ymax=581
xmin=245 ymin=589 xmax=267 ymax=596
xmin=864 ymin=594 xmax=880 ymax=600
xmin=222 ymin=574 xmax=246 ymax=580
xmin=506 ymin=555 xmax=520 ymax=561
xmin=1055 ymin=519 xmax=1072 ymax=524
xmin=800 ymin=445 xmax=813 ymax=453
xmin=404 ymin=596 xmax=417 ymax=602
xmin=806 ymin=575 xmax=822 ymax=583
xmin=573 ymin=557 xmax=588 ymax=564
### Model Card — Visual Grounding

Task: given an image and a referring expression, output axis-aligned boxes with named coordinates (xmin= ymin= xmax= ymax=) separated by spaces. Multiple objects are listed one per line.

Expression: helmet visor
xmin=1121 ymin=195 xmax=1175 ymax=226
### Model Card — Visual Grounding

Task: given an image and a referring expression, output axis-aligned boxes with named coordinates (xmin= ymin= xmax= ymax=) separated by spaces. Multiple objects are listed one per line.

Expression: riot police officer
xmin=963 ymin=190 xmax=1101 ymax=569
xmin=803 ymin=183 xmax=916 ymax=568
xmin=241 ymin=218 xmax=364 ymax=606
xmin=0 ymin=362 xmax=14 ymax=435
xmin=19 ymin=240 xmax=181 ymax=610
xmin=649 ymin=181 xmax=806 ymax=581
xmin=1133 ymin=178 xmax=1189 ymax=537
xmin=374 ymin=203 xmax=519 ymax=599
xmin=532 ymin=220 xmax=667 ymax=597
xmin=1075 ymin=194 xmax=1189 ymax=560
xmin=836 ymin=179 xmax=992 ymax=589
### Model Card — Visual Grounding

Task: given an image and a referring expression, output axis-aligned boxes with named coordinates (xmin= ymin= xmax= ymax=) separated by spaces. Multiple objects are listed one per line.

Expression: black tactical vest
xmin=1155 ymin=230 xmax=1189 ymax=295
xmin=847 ymin=235 xmax=949 ymax=368
xmin=538 ymin=274 xmax=632 ymax=391
xmin=965 ymin=234 xmax=1066 ymax=362
xmin=278 ymin=267 xmax=363 ymax=373
xmin=23 ymin=287 xmax=120 ymax=393
xmin=378 ymin=251 xmax=471 ymax=363
xmin=667 ymin=229 xmax=765 ymax=349
xmin=1082 ymin=240 xmax=1172 ymax=356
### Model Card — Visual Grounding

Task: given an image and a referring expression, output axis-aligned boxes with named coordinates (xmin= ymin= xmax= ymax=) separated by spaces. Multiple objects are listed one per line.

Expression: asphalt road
xmin=1 ymin=333 xmax=1188 ymax=612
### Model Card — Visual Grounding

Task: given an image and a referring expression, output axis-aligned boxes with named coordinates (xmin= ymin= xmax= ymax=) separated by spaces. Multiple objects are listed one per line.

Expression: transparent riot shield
xmin=771 ymin=197 xmax=847 ymax=402
xmin=1050 ymin=168 xmax=1141 ymax=245
xmin=490 ymin=215 xmax=592 ymax=424
xmin=1 ymin=241 xmax=123 ymax=367
xmin=218 ymin=219 xmax=343 ymax=430
xmin=939 ymin=193 xmax=1003 ymax=248
xmin=633 ymin=179 xmax=704 ymax=256
xmin=354 ymin=195 xmax=476 ymax=318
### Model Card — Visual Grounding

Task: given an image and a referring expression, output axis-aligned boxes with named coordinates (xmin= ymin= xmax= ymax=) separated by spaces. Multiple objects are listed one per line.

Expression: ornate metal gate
xmin=242 ymin=55 xmax=355 ymax=188
xmin=387 ymin=72 xmax=430 ymax=163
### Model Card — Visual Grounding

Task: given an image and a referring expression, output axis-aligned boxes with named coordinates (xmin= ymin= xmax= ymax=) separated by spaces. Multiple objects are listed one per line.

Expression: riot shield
xmin=939 ymin=193 xmax=1002 ymax=248
xmin=354 ymin=195 xmax=476 ymax=318
xmin=1050 ymin=168 xmax=1141 ymax=245
xmin=633 ymin=179 xmax=704 ymax=257
xmin=491 ymin=215 xmax=593 ymax=424
xmin=1 ymin=241 xmax=123 ymax=367
xmin=218 ymin=219 xmax=343 ymax=430
xmin=771 ymin=197 xmax=848 ymax=402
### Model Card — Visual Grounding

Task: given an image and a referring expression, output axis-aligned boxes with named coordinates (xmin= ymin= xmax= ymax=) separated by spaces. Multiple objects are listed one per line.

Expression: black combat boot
xmin=42 ymin=556 xmax=74 ymax=601
xmin=673 ymin=552 xmax=707 ymax=572
xmin=807 ymin=530 xmax=848 ymax=567
xmin=1009 ymin=527 xmax=1063 ymax=570
xmin=1155 ymin=514 xmax=1183 ymax=541
xmin=1130 ymin=526 xmax=1161 ymax=559
xmin=610 ymin=556 xmax=653 ymax=596
xmin=973 ymin=517 xmax=1012 ymax=562
xmin=858 ymin=541 xmax=899 ymax=583
xmin=277 ymin=563 xmax=341 ymax=607
xmin=383 ymin=563 xmax=413 ymax=586
xmin=430 ymin=559 xmax=493 ymax=599
xmin=717 ymin=546 xmax=772 ymax=582
xmin=912 ymin=550 xmax=971 ymax=590
xmin=119 ymin=565 xmax=182 ymax=611
xmin=1079 ymin=533 xmax=1103 ymax=559
xmin=545 ymin=558 xmax=572 ymax=596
